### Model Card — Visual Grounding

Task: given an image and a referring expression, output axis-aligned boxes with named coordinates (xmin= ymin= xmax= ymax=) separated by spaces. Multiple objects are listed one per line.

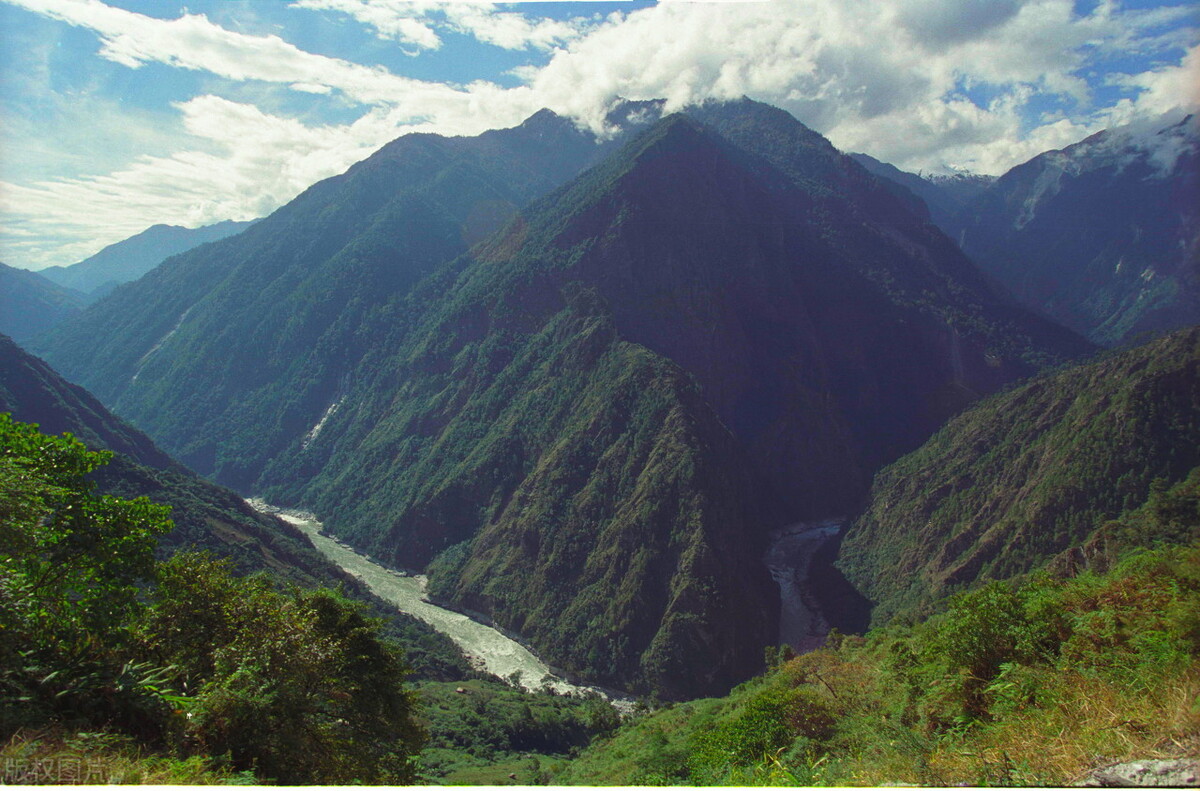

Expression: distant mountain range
xmin=857 ymin=115 xmax=1200 ymax=346
xmin=39 ymin=219 xmax=257 ymax=301
xmin=33 ymin=99 xmax=1094 ymax=698
xmin=848 ymin=153 xmax=994 ymax=229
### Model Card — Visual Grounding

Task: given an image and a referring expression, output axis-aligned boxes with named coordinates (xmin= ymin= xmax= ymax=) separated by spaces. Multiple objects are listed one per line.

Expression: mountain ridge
xmin=947 ymin=114 xmax=1200 ymax=345
xmin=0 ymin=263 xmax=85 ymax=344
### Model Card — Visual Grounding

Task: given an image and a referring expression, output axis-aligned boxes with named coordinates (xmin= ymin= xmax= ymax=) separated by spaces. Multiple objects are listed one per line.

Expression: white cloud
xmin=0 ymin=95 xmax=437 ymax=268
xmin=291 ymin=0 xmax=444 ymax=52
xmin=523 ymin=0 xmax=1199 ymax=173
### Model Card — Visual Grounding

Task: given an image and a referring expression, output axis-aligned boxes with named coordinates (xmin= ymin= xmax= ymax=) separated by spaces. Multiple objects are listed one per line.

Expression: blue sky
xmin=1 ymin=0 xmax=1196 ymax=271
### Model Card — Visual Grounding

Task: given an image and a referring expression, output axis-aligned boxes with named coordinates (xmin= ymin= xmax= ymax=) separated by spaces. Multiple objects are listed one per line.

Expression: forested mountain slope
xmin=839 ymin=326 xmax=1200 ymax=625
xmin=33 ymin=109 xmax=611 ymax=492
xmin=0 ymin=333 xmax=346 ymax=584
xmin=0 ymin=332 xmax=474 ymax=680
xmin=261 ymin=112 xmax=1086 ymax=697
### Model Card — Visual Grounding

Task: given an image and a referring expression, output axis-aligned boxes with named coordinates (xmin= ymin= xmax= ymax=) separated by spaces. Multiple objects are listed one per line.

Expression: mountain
xmin=0 ymin=263 xmax=85 ymax=344
xmin=34 ymin=101 xmax=1092 ymax=698
xmin=838 ymin=326 xmax=1200 ymax=625
xmin=38 ymin=219 xmax=257 ymax=300
xmin=848 ymin=153 xmax=994 ymax=229
xmin=948 ymin=115 xmax=1200 ymax=345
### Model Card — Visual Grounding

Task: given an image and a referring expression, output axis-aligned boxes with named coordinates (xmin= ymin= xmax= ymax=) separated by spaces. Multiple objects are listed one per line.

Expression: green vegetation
xmin=0 ymin=415 xmax=424 ymax=784
xmin=840 ymin=326 xmax=1200 ymax=625
xmin=1 ymin=729 xmax=256 ymax=785
xmin=415 ymin=679 xmax=620 ymax=784
xmin=0 ymin=331 xmax=474 ymax=683
xmin=559 ymin=535 xmax=1200 ymax=786
xmin=136 ymin=553 xmax=423 ymax=784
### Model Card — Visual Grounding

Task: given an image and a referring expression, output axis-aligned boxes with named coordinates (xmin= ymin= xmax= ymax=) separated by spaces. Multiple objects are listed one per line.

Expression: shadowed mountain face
xmin=0 ymin=263 xmax=85 ymax=345
xmin=839 ymin=326 xmax=1200 ymax=626
xmin=947 ymin=115 xmax=1200 ymax=345
xmin=34 ymin=101 xmax=1091 ymax=698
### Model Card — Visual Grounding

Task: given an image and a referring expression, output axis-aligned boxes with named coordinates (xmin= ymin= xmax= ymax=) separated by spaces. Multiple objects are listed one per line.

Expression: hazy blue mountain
xmin=948 ymin=115 xmax=1200 ymax=345
xmin=39 ymin=219 xmax=257 ymax=300
xmin=0 ymin=262 xmax=85 ymax=344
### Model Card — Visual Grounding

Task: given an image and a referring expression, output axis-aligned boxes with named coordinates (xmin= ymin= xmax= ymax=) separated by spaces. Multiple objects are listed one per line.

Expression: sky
xmin=1 ymin=0 xmax=1197 ymax=271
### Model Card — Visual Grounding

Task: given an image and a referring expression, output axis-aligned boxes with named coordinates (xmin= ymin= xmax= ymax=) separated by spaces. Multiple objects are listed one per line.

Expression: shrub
xmin=136 ymin=553 xmax=424 ymax=784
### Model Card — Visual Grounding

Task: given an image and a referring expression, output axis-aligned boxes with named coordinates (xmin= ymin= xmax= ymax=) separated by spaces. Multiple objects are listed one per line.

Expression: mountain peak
xmin=516 ymin=108 xmax=579 ymax=136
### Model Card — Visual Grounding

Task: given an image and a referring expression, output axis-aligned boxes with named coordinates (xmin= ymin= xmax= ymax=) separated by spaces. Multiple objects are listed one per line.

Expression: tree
xmin=0 ymin=413 xmax=173 ymax=735
xmin=1 ymin=415 xmax=424 ymax=781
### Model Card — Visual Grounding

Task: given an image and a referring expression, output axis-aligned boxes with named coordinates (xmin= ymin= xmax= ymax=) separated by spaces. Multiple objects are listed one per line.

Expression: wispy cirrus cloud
xmin=291 ymin=0 xmax=594 ymax=54
xmin=3 ymin=0 xmax=429 ymax=104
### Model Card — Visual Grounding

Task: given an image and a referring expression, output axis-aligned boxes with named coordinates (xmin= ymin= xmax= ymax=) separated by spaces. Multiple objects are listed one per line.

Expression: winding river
xmin=248 ymin=499 xmax=634 ymax=709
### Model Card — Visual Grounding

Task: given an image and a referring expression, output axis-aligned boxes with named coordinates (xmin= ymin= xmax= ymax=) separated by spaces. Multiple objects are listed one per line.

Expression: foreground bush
xmin=136 ymin=553 xmax=423 ymax=784
xmin=1 ymin=415 xmax=424 ymax=784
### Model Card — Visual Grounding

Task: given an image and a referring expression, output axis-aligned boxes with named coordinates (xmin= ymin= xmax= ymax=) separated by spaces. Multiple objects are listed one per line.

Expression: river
xmin=247 ymin=499 xmax=634 ymax=710
xmin=763 ymin=518 xmax=844 ymax=652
